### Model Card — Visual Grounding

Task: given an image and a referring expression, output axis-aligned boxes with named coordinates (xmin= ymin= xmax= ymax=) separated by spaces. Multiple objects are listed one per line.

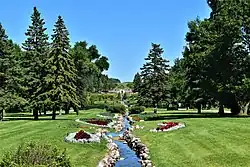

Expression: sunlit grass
xmin=0 ymin=109 xmax=108 ymax=167
xmin=134 ymin=110 xmax=250 ymax=167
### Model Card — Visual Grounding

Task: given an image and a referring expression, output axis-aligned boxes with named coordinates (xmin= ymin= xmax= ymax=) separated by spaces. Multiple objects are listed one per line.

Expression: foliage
xmin=138 ymin=43 xmax=170 ymax=112
xmin=180 ymin=0 xmax=250 ymax=114
xmin=106 ymin=104 xmax=126 ymax=114
xmin=133 ymin=73 xmax=141 ymax=92
xmin=128 ymin=106 xmax=145 ymax=114
xmin=0 ymin=24 xmax=26 ymax=120
xmin=83 ymin=103 xmax=108 ymax=110
xmin=38 ymin=16 xmax=79 ymax=119
xmin=22 ymin=7 xmax=49 ymax=119
xmin=126 ymin=93 xmax=138 ymax=106
xmin=0 ymin=142 xmax=71 ymax=167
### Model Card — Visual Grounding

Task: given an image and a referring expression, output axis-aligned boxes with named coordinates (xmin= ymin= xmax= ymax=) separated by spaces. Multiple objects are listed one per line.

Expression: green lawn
xmin=0 ymin=109 xmax=109 ymax=167
xmin=134 ymin=110 xmax=250 ymax=167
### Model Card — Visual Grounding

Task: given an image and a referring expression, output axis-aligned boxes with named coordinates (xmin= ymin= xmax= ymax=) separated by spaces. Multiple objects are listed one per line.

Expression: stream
xmin=106 ymin=114 xmax=141 ymax=167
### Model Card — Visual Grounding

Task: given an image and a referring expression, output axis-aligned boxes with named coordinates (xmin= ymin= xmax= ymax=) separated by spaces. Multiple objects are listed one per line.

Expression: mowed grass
xmin=0 ymin=109 xmax=108 ymax=167
xmin=134 ymin=110 xmax=250 ymax=167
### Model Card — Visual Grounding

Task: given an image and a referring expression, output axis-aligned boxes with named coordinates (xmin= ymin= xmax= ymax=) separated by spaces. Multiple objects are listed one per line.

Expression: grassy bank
xmin=0 ymin=109 xmax=108 ymax=167
xmin=134 ymin=110 xmax=250 ymax=167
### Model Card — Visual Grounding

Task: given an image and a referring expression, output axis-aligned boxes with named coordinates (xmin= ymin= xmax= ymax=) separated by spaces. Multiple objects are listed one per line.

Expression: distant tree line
xmin=0 ymin=7 xmax=118 ymax=120
xmin=133 ymin=0 xmax=250 ymax=115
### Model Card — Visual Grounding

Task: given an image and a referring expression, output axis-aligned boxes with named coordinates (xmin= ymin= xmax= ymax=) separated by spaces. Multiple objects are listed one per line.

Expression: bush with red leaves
xmin=74 ymin=130 xmax=91 ymax=140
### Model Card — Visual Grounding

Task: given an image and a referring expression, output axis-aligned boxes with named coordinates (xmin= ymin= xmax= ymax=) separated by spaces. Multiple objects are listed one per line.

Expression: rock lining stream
xmin=106 ymin=113 xmax=141 ymax=167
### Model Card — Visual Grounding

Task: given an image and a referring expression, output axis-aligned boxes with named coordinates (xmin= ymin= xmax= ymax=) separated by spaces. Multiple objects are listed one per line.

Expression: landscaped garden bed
xmin=150 ymin=121 xmax=186 ymax=132
xmin=64 ymin=130 xmax=102 ymax=143
xmin=76 ymin=118 xmax=114 ymax=127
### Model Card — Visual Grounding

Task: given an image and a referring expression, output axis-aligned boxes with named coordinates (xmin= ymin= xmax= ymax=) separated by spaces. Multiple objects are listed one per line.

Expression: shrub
xmin=84 ymin=103 xmax=108 ymax=110
xmin=0 ymin=142 xmax=71 ymax=167
xmin=99 ymin=112 xmax=115 ymax=117
xmin=106 ymin=104 xmax=126 ymax=114
xmin=128 ymin=106 xmax=145 ymax=114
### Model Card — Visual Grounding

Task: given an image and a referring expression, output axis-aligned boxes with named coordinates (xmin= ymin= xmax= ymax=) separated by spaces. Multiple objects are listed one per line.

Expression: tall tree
xmin=139 ymin=43 xmax=170 ymax=113
xmin=0 ymin=24 xmax=26 ymax=120
xmin=22 ymin=7 xmax=49 ymax=119
xmin=71 ymin=41 xmax=110 ymax=104
xmin=182 ymin=0 xmax=250 ymax=115
xmin=168 ymin=58 xmax=188 ymax=109
xmin=39 ymin=16 xmax=79 ymax=119
xmin=133 ymin=73 xmax=141 ymax=92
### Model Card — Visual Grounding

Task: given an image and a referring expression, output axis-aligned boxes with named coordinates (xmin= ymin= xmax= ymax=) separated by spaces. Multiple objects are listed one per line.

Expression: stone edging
xmin=123 ymin=116 xmax=153 ymax=167
xmin=97 ymin=137 xmax=120 ymax=167
xmin=123 ymin=131 xmax=153 ymax=167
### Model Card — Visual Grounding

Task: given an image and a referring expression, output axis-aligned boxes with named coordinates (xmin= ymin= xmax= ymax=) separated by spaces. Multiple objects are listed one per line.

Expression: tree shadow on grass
xmin=2 ymin=117 xmax=73 ymax=122
xmin=2 ymin=113 xmax=73 ymax=121
xmin=142 ymin=113 xmax=250 ymax=121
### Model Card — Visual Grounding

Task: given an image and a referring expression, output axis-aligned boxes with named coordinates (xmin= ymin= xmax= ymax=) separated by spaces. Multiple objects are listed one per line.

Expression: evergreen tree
xmin=22 ymin=7 xmax=49 ymax=119
xmin=133 ymin=73 xmax=141 ymax=92
xmin=0 ymin=24 xmax=26 ymax=120
xmin=40 ymin=16 xmax=79 ymax=119
xmin=139 ymin=43 xmax=170 ymax=113
xmin=168 ymin=58 xmax=187 ymax=109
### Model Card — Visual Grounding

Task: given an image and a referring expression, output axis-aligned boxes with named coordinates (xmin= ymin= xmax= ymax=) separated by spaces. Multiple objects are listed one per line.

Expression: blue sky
xmin=0 ymin=0 xmax=211 ymax=82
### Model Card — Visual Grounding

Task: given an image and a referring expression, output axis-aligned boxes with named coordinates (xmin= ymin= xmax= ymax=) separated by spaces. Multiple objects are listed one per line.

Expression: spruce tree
xmin=133 ymin=73 xmax=141 ymax=92
xmin=40 ymin=16 xmax=79 ymax=119
xmin=22 ymin=7 xmax=49 ymax=119
xmin=0 ymin=24 xmax=26 ymax=120
xmin=139 ymin=43 xmax=170 ymax=113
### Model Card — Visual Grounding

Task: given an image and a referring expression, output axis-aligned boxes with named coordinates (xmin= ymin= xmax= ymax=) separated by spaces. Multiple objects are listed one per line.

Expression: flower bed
xmin=150 ymin=122 xmax=186 ymax=132
xmin=74 ymin=130 xmax=91 ymax=140
xmin=64 ymin=130 xmax=101 ymax=143
xmin=77 ymin=118 xmax=113 ymax=128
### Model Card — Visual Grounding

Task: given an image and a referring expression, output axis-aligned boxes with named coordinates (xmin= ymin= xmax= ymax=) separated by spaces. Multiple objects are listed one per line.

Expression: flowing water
xmin=106 ymin=115 xmax=141 ymax=167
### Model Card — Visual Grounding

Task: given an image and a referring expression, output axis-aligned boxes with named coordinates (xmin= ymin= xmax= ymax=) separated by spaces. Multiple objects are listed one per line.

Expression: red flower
xmin=158 ymin=122 xmax=179 ymax=130
xmin=74 ymin=130 xmax=91 ymax=140
xmin=86 ymin=120 xmax=109 ymax=126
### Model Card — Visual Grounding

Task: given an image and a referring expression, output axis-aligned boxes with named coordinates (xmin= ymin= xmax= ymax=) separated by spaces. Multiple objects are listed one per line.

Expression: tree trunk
xmin=245 ymin=102 xmax=250 ymax=115
xmin=218 ymin=103 xmax=224 ymax=115
xmin=154 ymin=103 xmax=158 ymax=114
xmin=239 ymin=102 xmax=250 ymax=115
xmin=43 ymin=110 xmax=46 ymax=115
xmin=231 ymin=102 xmax=240 ymax=115
xmin=65 ymin=105 xmax=70 ymax=115
xmin=197 ymin=103 xmax=202 ymax=114
xmin=52 ymin=109 xmax=56 ymax=120
xmin=33 ymin=109 xmax=39 ymax=120
xmin=74 ymin=106 xmax=79 ymax=115
xmin=0 ymin=109 xmax=3 ymax=121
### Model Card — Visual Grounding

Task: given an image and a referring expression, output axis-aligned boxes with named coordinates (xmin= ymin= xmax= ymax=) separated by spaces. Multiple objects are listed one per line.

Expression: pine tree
xmin=22 ymin=7 xmax=49 ymax=119
xmin=139 ymin=43 xmax=170 ymax=113
xmin=133 ymin=73 xmax=141 ymax=92
xmin=0 ymin=24 xmax=26 ymax=120
xmin=40 ymin=16 xmax=79 ymax=120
